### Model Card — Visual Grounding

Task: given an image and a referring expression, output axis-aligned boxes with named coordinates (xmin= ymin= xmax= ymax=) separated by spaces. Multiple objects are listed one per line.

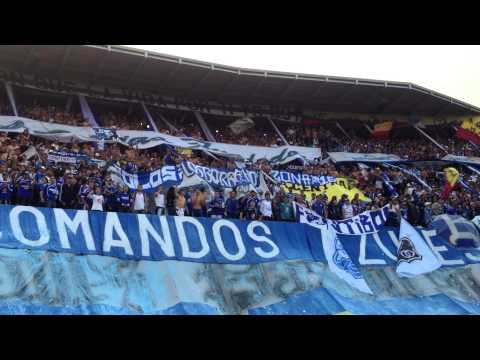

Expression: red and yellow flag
xmin=442 ymin=167 xmax=460 ymax=199
xmin=457 ymin=117 xmax=480 ymax=145
xmin=373 ymin=121 xmax=393 ymax=139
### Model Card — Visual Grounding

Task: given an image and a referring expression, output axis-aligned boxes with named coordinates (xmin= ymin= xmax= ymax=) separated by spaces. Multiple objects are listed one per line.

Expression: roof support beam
xmin=213 ymin=75 xmax=239 ymax=101
xmin=55 ymin=45 xmax=72 ymax=77
xmin=277 ymin=78 xmax=297 ymax=100
xmin=21 ymin=45 xmax=36 ymax=72
xmin=243 ymin=76 xmax=267 ymax=104
xmin=90 ymin=51 xmax=112 ymax=84
xmin=183 ymin=69 xmax=213 ymax=98
xmin=381 ymin=90 xmax=411 ymax=113
xmin=334 ymin=86 xmax=356 ymax=105
xmin=433 ymin=101 xmax=453 ymax=117
xmin=127 ymin=55 xmax=148 ymax=84
xmin=162 ymin=62 xmax=182 ymax=87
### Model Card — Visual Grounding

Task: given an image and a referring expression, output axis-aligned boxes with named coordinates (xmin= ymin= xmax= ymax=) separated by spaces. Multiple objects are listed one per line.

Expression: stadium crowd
xmin=0 ymin=122 xmax=479 ymax=227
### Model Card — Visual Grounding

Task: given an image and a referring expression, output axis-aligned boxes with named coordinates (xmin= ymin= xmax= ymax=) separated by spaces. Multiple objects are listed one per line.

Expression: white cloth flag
xmin=322 ymin=220 xmax=373 ymax=294
xmin=293 ymin=202 xmax=326 ymax=229
xmin=396 ymin=218 xmax=441 ymax=278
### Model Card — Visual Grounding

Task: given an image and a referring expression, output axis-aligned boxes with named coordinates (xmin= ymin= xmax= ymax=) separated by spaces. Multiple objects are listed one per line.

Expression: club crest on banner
xmin=94 ymin=128 xmax=119 ymax=141
xmin=397 ymin=236 xmax=422 ymax=264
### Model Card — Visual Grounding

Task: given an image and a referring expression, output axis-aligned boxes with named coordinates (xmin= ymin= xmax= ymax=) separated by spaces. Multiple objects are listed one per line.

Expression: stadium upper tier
xmin=0 ymin=45 xmax=478 ymax=118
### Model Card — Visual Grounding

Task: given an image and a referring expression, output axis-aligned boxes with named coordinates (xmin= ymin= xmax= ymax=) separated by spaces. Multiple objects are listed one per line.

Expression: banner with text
xmin=182 ymin=161 xmax=259 ymax=189
xmin=0 ymin=116 xmax=321 ymax=164
xmin=108 ymin=163 xmax=182 ymax=192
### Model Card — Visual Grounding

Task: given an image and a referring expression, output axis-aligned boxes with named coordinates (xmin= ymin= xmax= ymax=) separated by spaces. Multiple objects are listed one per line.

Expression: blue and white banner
xmin=322 ymin=220 xmax=373 ymax=294
xmin=294 ymin=202 xmax=390 ymax=236
xmin=108 ymin=163 xmax=182 ymax=192
xmin=328 ymin=152 xmax=402 ymax=163
xmin=294 ymin=202 xmax=326 ymax=228
xmin=47 ymin=151 xmax=90 ymax=164
xmin=0 ymin=205 xmax=479 ymax=269
xmin=0 ymin=116 xmax=321 ymax=164
xmin=182 ymin=161 xmax=259 ymax=189
xmin=328 ymin=206 xmax=390 ymax=235
xmin=442 ymin=154 xmax=480 ymax=166
xmin=396 ymin=218 xmax=441 ymax=278
xmin=270 ymin=170 xmax=336 ymax=187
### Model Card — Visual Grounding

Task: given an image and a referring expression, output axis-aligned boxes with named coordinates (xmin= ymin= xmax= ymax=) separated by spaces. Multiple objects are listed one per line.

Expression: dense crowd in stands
xmin=0 ymin=123 xmax=479 ymax=227
xmin=1 ymin=91 xmax=480 ymax=227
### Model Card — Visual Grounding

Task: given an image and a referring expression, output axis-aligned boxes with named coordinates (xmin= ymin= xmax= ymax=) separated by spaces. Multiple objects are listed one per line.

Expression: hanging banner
xmin=0 ymin=205 xmax=479 ymax=268
xmin=108 ymin=163 xmax=182 ymax=192
xmin=295 ymin=201 xmax=389 ymax=235
xmin=270 ymin=170 xmax=336 ymax=187
xmin=182 ymin=161 xmax=259 ymax=189
xmin=328 ymin=152 xmax=401 ymax=163
xmin=0 ymin=115 xmax=321 ymax=164
xmin=282 ymin=177 xmax=371 ymax=203
xmin=442 ymin=154 xmax=480 ymax=167
xmin=47 ymin=151 xmax=90 ymax=164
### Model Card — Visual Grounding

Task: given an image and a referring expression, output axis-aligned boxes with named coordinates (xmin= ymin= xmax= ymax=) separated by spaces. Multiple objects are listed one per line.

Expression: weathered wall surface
xmin=0 ymin=248 xmax=478 ymax=314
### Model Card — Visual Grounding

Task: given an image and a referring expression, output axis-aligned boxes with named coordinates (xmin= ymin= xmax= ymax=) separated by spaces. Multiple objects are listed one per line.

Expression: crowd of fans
xmin=0 ymin=121 xmax=479 ymax=227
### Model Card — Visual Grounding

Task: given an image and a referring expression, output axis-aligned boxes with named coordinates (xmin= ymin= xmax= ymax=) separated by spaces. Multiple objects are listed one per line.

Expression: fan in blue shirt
xmin=0 ymin=174 xmax=13 ymax=204
xmin=225 ymin=191 xmax=240 ymax=219
xmin=116 ymin=186 xmax=131 ymax=212
xmin=44 ymin=177 xmax=59 ymax=208
xmin=16 ymin=172 xmax=33 ymax=205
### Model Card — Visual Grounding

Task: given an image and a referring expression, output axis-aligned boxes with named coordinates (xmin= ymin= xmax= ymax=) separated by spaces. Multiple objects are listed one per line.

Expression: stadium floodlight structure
xmin=0 ymin=45 xmax=478 ymax=123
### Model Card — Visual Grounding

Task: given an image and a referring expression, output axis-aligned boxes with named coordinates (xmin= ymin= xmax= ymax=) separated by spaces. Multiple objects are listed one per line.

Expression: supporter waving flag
xmin=322 ymin=220 xmax=373 ymax=294
xmin=442 ymin=167 xmax=460 ymax=200
xmin=396 ymin=218 xmax=441 ymax=278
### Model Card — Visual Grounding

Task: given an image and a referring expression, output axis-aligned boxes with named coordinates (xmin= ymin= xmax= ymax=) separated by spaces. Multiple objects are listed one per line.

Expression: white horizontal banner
xmin=0 ymin=116 xmax=321 ymax=165
xmin=328 ymin=152 xmax=401 ymax=163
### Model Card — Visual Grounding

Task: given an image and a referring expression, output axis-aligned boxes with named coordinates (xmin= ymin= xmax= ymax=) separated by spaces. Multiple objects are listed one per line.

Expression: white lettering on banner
xmin=421 ymin=229 xmax=465 ymax=266
xmin=53 ymin=209 xmax=95 ymax=251
xmin=103 ymin=213 xmax=134 ymax=256
xmin=465 ymin=252 xmax=480 ymax=261
xmin=138 ymin=215 xmax=174 ymax=258
xmin=247 ymin=221 xmax=280 ymax=259
xmin=212 ymin=220 xmax=246 ymax=261
xmin=372 ymin=233 xmax=397 ymax=261
xmin=359 ymin=235 xmax=386 ymax=265
xmin=149 ymin=169 xmax=163 ymax=189
xmin=10 ymin=206 xmax=50 ymax=247
xmin=439 ymin=216 xmax=479 ymax=249
xmin=387 ymin=230 xmax=400 ymax=248
xmin=174 ymin=217 xmax=210 ymax=259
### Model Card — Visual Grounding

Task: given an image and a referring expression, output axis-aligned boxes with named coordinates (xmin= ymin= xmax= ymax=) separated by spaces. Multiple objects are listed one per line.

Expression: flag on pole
xmin=372 ymin=121 xmax=393 ymax=139
xmin=396 ymin=218 xmax=441 ymax=278
xmin=322 ymin=220 xmax=373 ymax=294
xmin=228 ymin=117 xmax=255 ymax=135
xmin=442 ymin=167 xmax=460 ymax=199
xmin=456 ymin=117 xmax=480 ymax=145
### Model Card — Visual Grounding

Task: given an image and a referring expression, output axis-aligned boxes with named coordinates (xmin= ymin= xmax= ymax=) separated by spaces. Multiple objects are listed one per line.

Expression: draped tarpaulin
xmin=0 ymin=116 xmax=321 ymax=164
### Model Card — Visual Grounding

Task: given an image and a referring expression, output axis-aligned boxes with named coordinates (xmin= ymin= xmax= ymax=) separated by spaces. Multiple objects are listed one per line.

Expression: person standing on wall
xmin=191 ymin=188 xmax=206 ymax=217
xmin=166 ymin=186 xmax=177 ymax=216
xmin=154 ymin=187 xmax=166 ymax=215
xmin=133 ymin=185 xmax=146 ymax=214
xmin=45 ymin=176 xmax=59 ymax=208
xmin=259 ymin=192 xmax=273 ymax=221
xmin=89 ymin=186 xmax=104 ymax=211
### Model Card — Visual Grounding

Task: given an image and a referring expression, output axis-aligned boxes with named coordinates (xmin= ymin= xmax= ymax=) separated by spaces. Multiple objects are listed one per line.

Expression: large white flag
xmin=293 ymin=202 xmax=326 ymax=229
xmin=322 ymin=220 xmax=373 ymax=294
xmin=396 ymin=218 xmax=441 ymax=278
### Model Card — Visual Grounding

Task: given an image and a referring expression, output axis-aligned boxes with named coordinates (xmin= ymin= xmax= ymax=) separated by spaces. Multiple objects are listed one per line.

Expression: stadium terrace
xmin=0 ymin=45 xmax=479 ymax=314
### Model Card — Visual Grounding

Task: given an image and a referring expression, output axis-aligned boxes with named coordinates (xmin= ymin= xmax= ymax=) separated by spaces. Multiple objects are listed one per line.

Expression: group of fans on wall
xmin=1 ymin=96 xmax=480 ymax=228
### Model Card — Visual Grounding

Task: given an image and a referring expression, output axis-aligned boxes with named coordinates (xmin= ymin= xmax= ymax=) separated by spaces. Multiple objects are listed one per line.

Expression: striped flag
xmin=442 ymin=167 xmax=459 ymax=200
xmin=373 ymin=121 xmax=393 ymax=139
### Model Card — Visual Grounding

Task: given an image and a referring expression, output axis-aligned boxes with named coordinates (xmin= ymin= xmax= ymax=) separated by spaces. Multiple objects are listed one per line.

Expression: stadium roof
xmin=0 ymin=44 xmax=478 ymax=117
